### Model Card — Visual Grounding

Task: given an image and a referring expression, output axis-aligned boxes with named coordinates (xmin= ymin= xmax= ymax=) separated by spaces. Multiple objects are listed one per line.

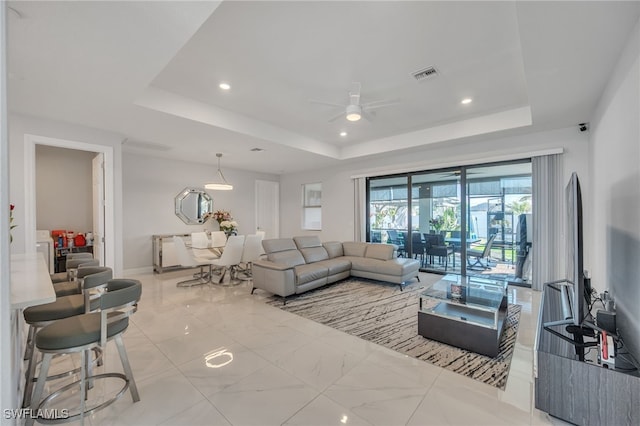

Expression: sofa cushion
xmin=299 ymin=246 xmax=329 ymax=263
xmin=294 ymin=263 xmax=328 ymax=285
xmin=342 ymin=242 xmax=368 ymax=257
xmin=263 ymin=238 xmax=297 ymax=254
xmin=293 ymin=236 xmax=322 ymax=249
xmin=315 ymin=258 xmax=352 ymax=275
xmin=323 ymin=241 xmax=344 ymax=258
xmin=268 ymin=250 xmax=306 ymax=268
xmin=348 ymin=256 xmax=418 ymax=276
xmin=365 ymin=244 xmax=395 ymax=261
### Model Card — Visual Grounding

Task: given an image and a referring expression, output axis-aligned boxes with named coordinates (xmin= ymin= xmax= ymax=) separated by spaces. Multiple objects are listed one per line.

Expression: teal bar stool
xmin=22 ymin=267 xmax=112 ymax=408
xmin=26 ymin=279 xmax=142 ymax=426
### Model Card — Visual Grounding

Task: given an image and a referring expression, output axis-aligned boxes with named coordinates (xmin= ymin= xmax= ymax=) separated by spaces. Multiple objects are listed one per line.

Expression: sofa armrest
xmin=252 ymin=260 xmax=297 ymax=297
xmin=252 ymin=259 xmax=294 ymax=271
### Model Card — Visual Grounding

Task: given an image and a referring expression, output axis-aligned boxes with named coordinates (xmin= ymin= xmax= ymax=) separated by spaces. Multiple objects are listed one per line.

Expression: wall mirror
xmin=175 ymin=187 xmax=213 ymax=225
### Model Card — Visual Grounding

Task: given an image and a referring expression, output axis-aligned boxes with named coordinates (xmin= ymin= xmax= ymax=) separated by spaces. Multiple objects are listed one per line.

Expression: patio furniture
xmin=467 ymin=234 xmax=497 ymax=270
xmin=411 ymin=232 xmax=428 ymax=267
xmin=424 ymin=233 xmax=455 ymax=271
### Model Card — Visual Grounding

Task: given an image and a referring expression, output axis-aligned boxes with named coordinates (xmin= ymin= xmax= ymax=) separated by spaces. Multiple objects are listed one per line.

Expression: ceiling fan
xmin=309 ymin=82 xmax=399 ymax=122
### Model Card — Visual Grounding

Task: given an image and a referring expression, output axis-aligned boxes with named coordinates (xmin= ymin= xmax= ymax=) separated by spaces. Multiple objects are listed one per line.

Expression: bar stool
xmin=26 ymin=279 xmax=142 ymax=426
xmin=22 ymin=267 xmax=112 ymax=408
xmin=53 ymin=258 xmax=100 ymax=297
xmin=51 ymin=253 xmax=97 ymax=284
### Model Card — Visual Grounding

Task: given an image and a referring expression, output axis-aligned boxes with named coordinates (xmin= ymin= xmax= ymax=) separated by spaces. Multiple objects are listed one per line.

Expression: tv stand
xmin=535 ymin=286 xmax=640 ymax=425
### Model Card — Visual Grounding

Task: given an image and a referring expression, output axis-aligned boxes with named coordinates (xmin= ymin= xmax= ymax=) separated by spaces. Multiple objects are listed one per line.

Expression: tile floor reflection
xmin=29 ymin=270 xmax=563 ymax=425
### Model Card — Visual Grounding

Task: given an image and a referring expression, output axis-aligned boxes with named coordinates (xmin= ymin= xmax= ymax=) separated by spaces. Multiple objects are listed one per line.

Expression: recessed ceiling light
xmin=340 ymin=131 xmax=347 ymax=137
xmin=461 ymin=98 xmax=472 ymax=105
xmin=219 ymin=82 xmax=231 ymax=90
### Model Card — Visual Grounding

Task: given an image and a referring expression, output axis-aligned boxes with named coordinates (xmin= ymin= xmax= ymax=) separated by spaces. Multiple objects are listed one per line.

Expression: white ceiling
xmin=7 ymin=1 xmax=640 ymax=174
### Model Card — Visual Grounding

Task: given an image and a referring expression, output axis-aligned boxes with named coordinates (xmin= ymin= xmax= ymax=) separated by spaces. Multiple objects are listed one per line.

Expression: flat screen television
xmin=565 ymin=172 xmax=590 ymax=326
xmin=543 ymin=172 xmax=595 ymax=359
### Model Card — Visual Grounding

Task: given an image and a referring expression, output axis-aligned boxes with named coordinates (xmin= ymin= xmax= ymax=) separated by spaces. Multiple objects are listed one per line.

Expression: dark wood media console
xmin=535 ymin=287 xmax=640 ymax=425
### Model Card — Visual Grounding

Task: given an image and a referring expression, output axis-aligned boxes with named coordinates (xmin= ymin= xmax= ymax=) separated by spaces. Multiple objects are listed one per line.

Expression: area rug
xmin=266 ymin=278 xmax=521 ymax=389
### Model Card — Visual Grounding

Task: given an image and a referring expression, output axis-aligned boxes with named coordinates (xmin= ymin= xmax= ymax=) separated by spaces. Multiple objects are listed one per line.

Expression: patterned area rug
xmin=266 ymin=278 xmax=521 ymax=389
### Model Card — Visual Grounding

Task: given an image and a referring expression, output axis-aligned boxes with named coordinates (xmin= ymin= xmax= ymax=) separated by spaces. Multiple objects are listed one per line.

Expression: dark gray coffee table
xmin=418 ymin=274 xmax=508 ymax=357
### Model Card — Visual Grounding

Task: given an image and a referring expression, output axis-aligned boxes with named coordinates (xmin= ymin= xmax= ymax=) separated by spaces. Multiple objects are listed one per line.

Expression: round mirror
xmin=175 ymin=187 xmax=213 ymax=225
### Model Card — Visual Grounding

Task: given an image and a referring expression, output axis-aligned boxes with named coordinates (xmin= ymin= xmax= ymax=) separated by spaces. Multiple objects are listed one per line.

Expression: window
xmin=302 ymin=183 xmax=322 ymax=230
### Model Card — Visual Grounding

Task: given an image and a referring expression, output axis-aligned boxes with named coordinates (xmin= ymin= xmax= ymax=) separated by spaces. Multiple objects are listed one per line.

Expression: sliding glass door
xmin=465 ymin=162 xmax=532 ymax=285
xmin=368 ymin=176 xmax=410 ymax=256
xmin=366 ymin=160 xmax=532 ymax=286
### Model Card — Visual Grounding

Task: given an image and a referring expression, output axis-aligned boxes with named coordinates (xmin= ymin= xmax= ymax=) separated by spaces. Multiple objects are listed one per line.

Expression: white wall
xmin=279 ymin=126 xmax=589 ymax=243
xmin=35 ymin=145 xmax=94 ymax=232
xmin=9 ymin=113 xmax=124 ymax=273
xmin=122 ymin=153 xmax=278 ymax=271
xmin=589 ymin=18 xmax=640 ymax=365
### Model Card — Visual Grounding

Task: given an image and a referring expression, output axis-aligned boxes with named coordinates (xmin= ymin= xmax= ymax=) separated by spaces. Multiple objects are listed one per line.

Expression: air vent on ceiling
xmin=411 ymin=66 xmax=438 ymax=81
xmin=122 ymin=138 xmax=171 ymax=152
xmin=250 ymin=148 xmax=265 ymax=152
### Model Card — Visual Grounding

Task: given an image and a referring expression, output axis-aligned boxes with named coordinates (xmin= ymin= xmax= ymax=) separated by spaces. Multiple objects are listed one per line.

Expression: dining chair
xmin=190 ymin=232 xmax=218 ymax=260
xmin=210 ymin=231 xmax=228 ymax=256
xmin=237 ymin=234 xmax=264 ymax=279
xmin=256 ymin=230 xmax=266 ymax=255
xmin=411 ymin=232 xmax=427 ymax=267
xmin=210 ymin=235 xmax=245 ymax=285
xmin=424 ymin=233 xmax=455 ymax=271
xmin=172 ymin=236 xmax=216 ymax=287
xmin=190 ymin=231 xmax=210 ymax=248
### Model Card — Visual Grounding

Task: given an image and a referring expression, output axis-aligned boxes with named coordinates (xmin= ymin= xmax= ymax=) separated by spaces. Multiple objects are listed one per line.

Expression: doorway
xmin=24 ymin=134 xmax=115 ymax=272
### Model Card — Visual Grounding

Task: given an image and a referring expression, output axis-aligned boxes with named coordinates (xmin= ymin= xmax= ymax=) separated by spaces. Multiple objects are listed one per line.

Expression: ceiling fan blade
xmin=361 ymin=109 xmax=375 ymax=122
xmin=328 ymin=111 xmax=345 ymax=122
xmin=362 ymin=98 xmax=401 ymax=111
xmin=309 ymin=99 xmax=345 ymax=108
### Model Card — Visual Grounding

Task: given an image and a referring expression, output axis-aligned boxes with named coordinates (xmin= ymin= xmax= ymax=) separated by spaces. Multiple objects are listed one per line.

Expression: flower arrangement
xmin=10 ymin=204 xmax=17 ymax=243
xmin=219 ymin=220 xmax=238 ymax=234
xmin=212 ymin=210 xmax=232 ymax=224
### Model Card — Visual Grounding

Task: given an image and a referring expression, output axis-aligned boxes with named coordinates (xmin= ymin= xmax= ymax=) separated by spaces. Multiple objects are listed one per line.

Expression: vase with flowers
xmin=219 ymin=220 xmax=238 ymax=236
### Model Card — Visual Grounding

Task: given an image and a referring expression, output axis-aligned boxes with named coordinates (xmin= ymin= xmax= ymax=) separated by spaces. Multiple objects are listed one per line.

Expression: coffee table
xmin=417 ymin=274 xmax=508 ymax=357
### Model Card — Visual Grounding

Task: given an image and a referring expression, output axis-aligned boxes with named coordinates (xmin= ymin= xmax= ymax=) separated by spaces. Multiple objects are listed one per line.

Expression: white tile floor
xmin=28 ymin=270 xmax=564 ymax=425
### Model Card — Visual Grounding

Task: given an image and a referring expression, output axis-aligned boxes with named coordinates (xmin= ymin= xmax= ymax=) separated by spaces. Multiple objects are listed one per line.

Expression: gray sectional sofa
xmin=251 ymin=236 xmax=420 ymax=301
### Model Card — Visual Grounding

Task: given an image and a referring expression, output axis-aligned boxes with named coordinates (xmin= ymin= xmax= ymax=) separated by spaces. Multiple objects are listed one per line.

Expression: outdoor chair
xmin=424 ymin=233 xmax=455 ymax=271
xmin=467 ymin=234 xmax=497 ymax=270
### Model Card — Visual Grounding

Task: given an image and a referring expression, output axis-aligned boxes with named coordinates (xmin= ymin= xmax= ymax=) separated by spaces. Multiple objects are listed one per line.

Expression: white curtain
xmin=532 ymin=154 xmax=564 ymax=291
xmin=353 ymin=178 xmax=366 ymax=242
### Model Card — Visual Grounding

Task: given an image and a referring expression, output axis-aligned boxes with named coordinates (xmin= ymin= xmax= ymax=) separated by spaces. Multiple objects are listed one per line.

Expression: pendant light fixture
xmin=205 ymin=153 xmax=233 ymax=191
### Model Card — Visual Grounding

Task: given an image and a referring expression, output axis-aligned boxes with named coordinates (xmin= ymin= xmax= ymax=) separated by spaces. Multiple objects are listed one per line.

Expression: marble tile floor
xmin=25 ymin=270 xmax=568 ymax=426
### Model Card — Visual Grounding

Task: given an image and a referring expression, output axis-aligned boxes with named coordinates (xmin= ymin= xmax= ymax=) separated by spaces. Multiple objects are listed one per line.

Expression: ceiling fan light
xmin=345 ymin=104 xmax=362 ymax=121
xmin=205 ymin=153 xmax=234 ymax=190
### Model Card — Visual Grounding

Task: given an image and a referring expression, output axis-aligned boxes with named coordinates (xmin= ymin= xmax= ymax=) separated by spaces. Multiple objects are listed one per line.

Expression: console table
xmin=152 ymin=233 xmax=190 ymax=273
xmin=418 ymin=274 xmax=507 ymax=357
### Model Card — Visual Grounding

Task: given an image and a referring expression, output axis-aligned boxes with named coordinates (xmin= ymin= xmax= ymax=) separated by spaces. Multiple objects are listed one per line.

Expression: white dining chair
xmin=210 ymin=235 xmax=245 ymax=285
xmin=191 ymin=232 xmax=210 ymax=248
xmin=238 ymin=234 xmax=264 ymax=279
xmin=210 ymin=231 xmax=228 ymax=256
xmin=190 ymin=232 xmax=218 ymax=260
xmin=173 ymin=236 xmax=216 ymax=287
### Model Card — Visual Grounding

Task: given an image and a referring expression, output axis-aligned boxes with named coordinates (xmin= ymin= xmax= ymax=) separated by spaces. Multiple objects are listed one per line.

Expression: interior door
xmin=92 ymin=153 xmax=105 ymax=265
xmin=255 ymin=180 xmax=279 ymax=238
